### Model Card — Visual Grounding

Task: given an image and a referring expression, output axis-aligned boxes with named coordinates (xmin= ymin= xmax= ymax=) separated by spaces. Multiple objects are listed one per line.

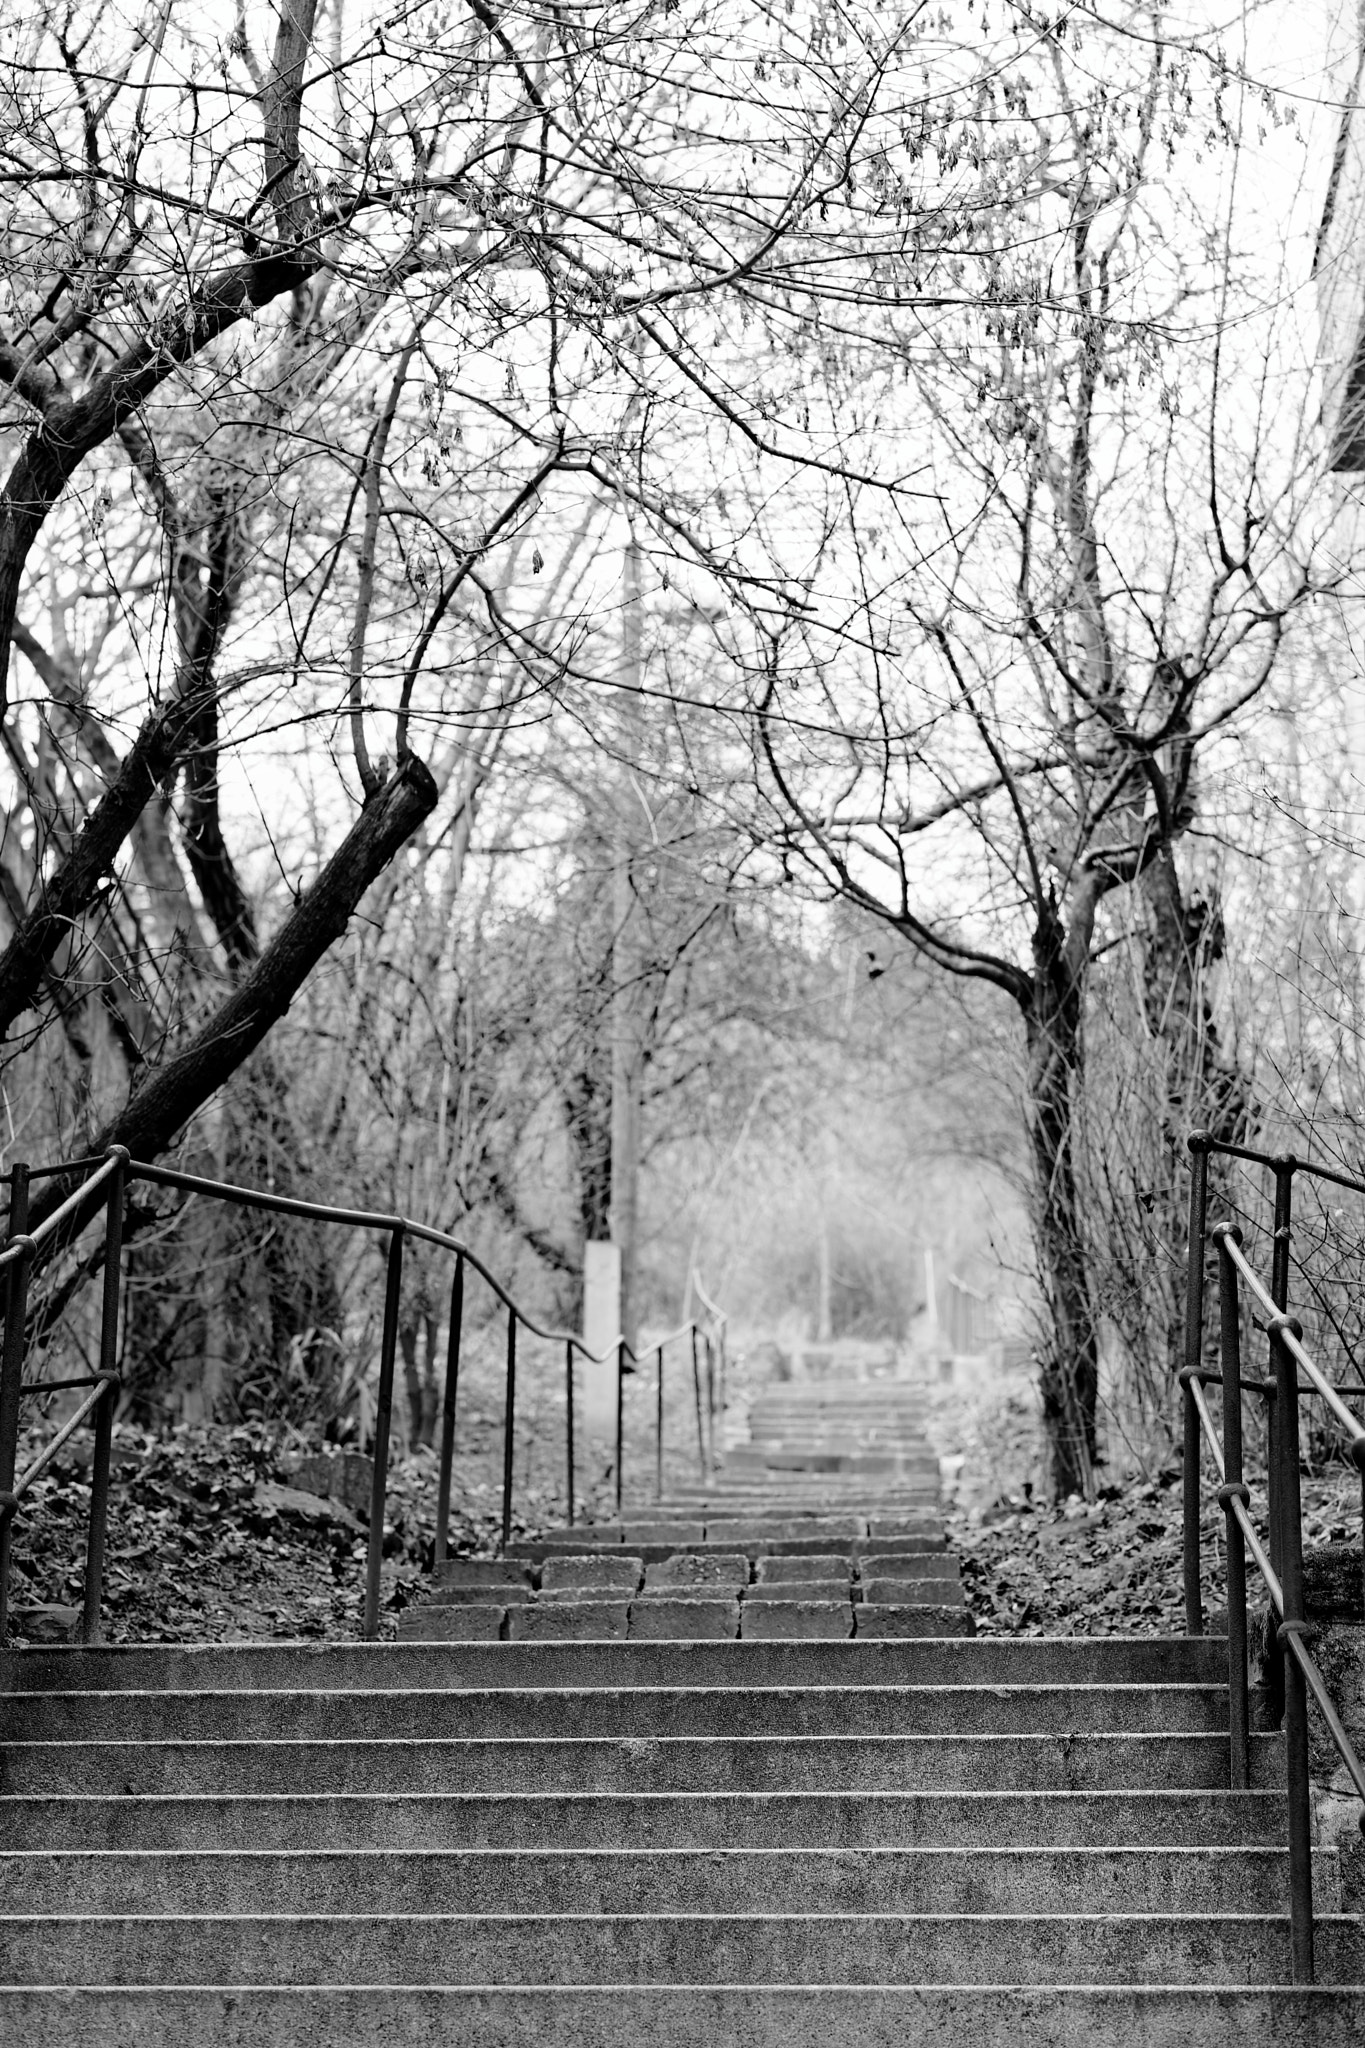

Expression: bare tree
xmin=743 ymin=11 xmax=1338 ymax=1492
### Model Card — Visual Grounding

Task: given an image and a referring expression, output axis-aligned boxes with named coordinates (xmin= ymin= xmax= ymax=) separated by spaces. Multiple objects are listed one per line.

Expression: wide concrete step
xmin=3 ymin=1845 xmax=1339 ymax=1916
xmin=0 ymin=1684 xmax=1241 ymax=1742
xmin=0 ymin=1789 xmax=1289 ymax=1851
xmin=0 ymin=1637 xmax=1230 ymax=1692
xmin=5 ymin=1984 xmax=1365 ymax=2046
xmin=0 ymin=1733 xmax=1285 ymax=1796
xmin=3 ymin=1911 xmax=1361 ymax=1986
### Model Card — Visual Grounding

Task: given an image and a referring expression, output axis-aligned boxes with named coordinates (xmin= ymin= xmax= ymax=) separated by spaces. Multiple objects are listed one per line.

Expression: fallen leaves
xmin=3 ymin=1420 xmax=532 ymax=1645
xmin=949 ymin=1463 xmax=1362 ymax=1636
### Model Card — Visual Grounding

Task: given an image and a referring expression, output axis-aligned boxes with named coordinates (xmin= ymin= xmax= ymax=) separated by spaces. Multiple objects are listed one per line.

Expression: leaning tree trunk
xmin=25 ymin=754 xmax=439 ymax=1258
xmin=1024 ymin=910 xmax=1100 ymax=1499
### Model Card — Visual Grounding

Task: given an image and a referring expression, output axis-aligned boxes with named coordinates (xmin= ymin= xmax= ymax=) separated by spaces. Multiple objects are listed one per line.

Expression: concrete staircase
xmin=1 ymin=1375 xmax=1363 ymax=2039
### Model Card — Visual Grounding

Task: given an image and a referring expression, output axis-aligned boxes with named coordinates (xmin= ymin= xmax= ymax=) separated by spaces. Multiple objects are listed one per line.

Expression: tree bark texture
xmin=0 ymin=679 xmax=222 ymax=1041
xmin=1025 ymin=898 xmax=1100 ymax=1499
xmin=1140 ymin=843 xmax=1253 ymax=1374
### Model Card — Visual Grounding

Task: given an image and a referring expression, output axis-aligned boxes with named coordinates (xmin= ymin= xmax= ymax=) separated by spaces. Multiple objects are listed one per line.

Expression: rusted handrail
xmin=0 ymin=1146 xmax=727 ymax=1647
xmin=1184 ymin=1130 xmax=1365 ymax=1986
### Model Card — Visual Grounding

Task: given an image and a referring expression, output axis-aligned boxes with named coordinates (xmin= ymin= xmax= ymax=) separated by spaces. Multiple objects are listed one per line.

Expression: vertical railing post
xmin=615 ymin=1339 xmax=626 ymax=1516
xmin=655 ymin=1342 xmax=664 ymax=1502
xmin=0 ymin=1162 xmax=31 ymax=1645
xmin=1182 ymin=1135 xmax=1209 ymax=1635
xmin=1265 ymin=1162 xmax=1295 ymax=1726
xmin=691 ymin=1325 xmax=707 ymax=1480
xmin=565 ymin=1339 xmax=575 ymax=1527
xmin=1212 ymin=1224 xmax=1249 ymax=1790
xmin=363 ymin=1226 xmax=405 ymax=1640
xmin=81 ymin=1149 xmax=127 ymax=1644
xmin=434 ymin=1253 xmax=463 ymax=1568
xmin=704 ymin=1333 xmax=716 ymax=1470
xmin=1272 ymin=1307 xmax=1314 ymax=1984
xmin=500 ymin=1307 xmax=518 ymax=1551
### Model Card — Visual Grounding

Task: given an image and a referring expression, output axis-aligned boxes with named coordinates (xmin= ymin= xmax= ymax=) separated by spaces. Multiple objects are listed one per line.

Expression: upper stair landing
xmin=726 ymin=1377 xmax=946 ymax=1486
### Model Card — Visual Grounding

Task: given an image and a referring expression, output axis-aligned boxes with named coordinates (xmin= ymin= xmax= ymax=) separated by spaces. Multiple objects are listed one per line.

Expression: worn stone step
xmin=424 ymin=1583 xmax=533 ymax=1606
xmin=0 ymin=1683 xmax=1243 ymax=1744
xmin=744 ymin=1580 xmax=851 ymax=1601
xmin=860 ymin=1553 xmax=960 ymax=1577
xmin=664 ymin=1489 xmax=939 ymax=1505
xmin=756 ymin=1556 xmax=853 ymax=1582
xmin=861 ymin=1581 xmax=965 ymax=1606
xmin=434 ymin=1561 xmax=533 ymax=1588
xmin=0 ymin=1634 xmax=1230 ymax=1695
xmin=3 ymin=1911 xmax=1361 ymax=1986
xmin=0 ymin=1733 xmax=1286 ymax=1796
xmin=505 ymin=1604 xmax=630 ymax=1641
xmin=625 ymin=1601 xmax=739 ymax=1640
xmin=847 ymin=1605 xmax=978 ymax=1638
xmin=740 ymin=1601 xmax=853 ymax=1640
xmin=2 ymin=1845 xmax=1338 ymax=1917
xmin=0 ymin=1789 xmax=1291 ymax=1852
xmin=644 ymin=1556 xmax=749 ymax=1594
xmin=541 ymin=1557 xmax=645 ymax=1590
xmin=4 ymin=1983 xmax=1365 ymax=2046
xmin=396 ymin=1606 xmax=506 ymax=1641
xmin=512 ymin=1536 xmax=947 ymax=1561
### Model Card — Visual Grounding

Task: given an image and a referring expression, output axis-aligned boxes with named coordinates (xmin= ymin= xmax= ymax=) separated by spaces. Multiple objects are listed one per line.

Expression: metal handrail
xmin=0 ymin=1146 xmax=728 ymax=1648
xmin=1184 ymin=1130 xmax=1365 ymax=1986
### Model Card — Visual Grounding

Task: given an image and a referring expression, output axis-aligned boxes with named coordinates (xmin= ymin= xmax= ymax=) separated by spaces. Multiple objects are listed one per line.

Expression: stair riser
xmin=0 ymin=1847 xmax=1335 ymax=1916
xmin=0 ymin=1734 xmax=1283 ymax=1796
xmin=427 ymin=1575 xmax=967 ymax=1600
xmin=516 ymin=1539 xmax=946 ymax=1561
xmin=0 ymin=1686 xmax=1242 ymax=1742
xmin=4 ymin=1986 xmax=1364 ymax=2046
xmin=0 ymin=1790 xmax=1289 ymax=1852
xmin=3 ymin=1914 xmax=1360 ymax=1986
xmin=2 ymin=1638 xmax=1231 ymax=1691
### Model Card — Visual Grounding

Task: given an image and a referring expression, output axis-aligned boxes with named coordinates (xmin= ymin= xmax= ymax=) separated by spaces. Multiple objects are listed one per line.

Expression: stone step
xmin=402 ymin=1600 xmax=975 ymax=1642
xmin=0 ymin=1638 xmax=1230 ymax=1694
xmin=863 ymin=1582 xmax=964 ymax=1606
xmin=739 ymin=1601 xmax=853 ymax=1639
xmin=2 ymin=1911 xmax=1361 ymax=1986
xmin=511 ymin=1535 xmax=947 ymax=1561
xmin=2 ymin=1845 xmax=1339 ymax=1916
xmin=744 ymin=1581 xmax=854 ymax=1601
xmin=0 ymin=1789 xmax=1290 ymax=1852
xmin=0 ymin=1732 xmax=1286 ymax=1796
xmin=5 ymin=1984 xmax=1365 ymax=2045
xmin=682 ymin=1507 xmax=946 ymax=1520
xmin=743 ymin=1441 xmax=939 ymax=1456
xmin=1 ymin=1683 xmax=1245 ymax=1741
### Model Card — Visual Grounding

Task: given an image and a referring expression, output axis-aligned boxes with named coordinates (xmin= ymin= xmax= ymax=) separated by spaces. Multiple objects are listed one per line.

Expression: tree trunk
xmin=0 ymin=680 xmax=219 ymax=1039
xmin=1025 ymin=907 xmax=1100 ymax=1499
xmin=26 ymin=754 xmax=439 ymax=1251
xmin=1140 ymin=844 xmax=1253 ymax=1374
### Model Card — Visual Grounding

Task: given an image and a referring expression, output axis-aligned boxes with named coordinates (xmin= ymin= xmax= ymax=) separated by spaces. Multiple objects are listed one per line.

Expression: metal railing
xmin=0 ymin=1147 xmax=727 ymax=1646
xmin=1183 ymin=1130 xmax=1365 ymax=1983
